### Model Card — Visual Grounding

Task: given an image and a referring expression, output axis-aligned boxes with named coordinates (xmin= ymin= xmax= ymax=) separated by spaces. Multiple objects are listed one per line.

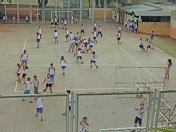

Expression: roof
xmin=134 ymin=11 xmax=171 ymax=16
xmin=120 ymin=4 xmax=163 ymax=13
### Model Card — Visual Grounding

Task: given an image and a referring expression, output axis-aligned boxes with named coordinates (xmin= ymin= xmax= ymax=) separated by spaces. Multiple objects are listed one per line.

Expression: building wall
xmin=138 ymin=22 xmax=170 ymax=36
xmin=170 ymin=10 xmax=176 ymax=39
xmin=94 ymin=10 xmax=112 ymax=19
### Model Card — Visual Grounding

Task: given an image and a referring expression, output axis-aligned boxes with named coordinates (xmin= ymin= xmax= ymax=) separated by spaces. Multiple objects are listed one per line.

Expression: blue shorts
xmin=55 ymin=37 xmax=57 ymax=40
xmin=135 ymin=116 xmax=142 ymax=125
xmin=50 ymin=74 xmax=54 ymax=79
xmin=17 ymin=73 xmax=20 ymax=75
xmin=64 ymin=24 xmax=67 ymax=26
xmin=134 ymin=28 xmax=137 ymax=31
xmin=66 ymin=34 xmax=69 ymax=38
xmin=77 ymin=56 xmax=82 ymax=59
xmin=130 ymin=25 xmax=132 ymax=27
xmin=51 ymin=22 xmax=53 ymax=25
xmin=89 ymin=45 xmax=93 ymax=48
xmin=37 ymin=107 xmax=43 ymax=113
xmin=70 ymin=42 xmax=75 ymax=45
xmin=61 ymin=66 xmax=66 ymax=69
xmin=117 ymin=37 xmax=121 ymax=40
xmin=81 ymin=30 xmax=84 ymax=33
xmin=90 ymin=60 xmax=96 ymax=63
xmin=37 ymin=39 xmax=40 ymax=42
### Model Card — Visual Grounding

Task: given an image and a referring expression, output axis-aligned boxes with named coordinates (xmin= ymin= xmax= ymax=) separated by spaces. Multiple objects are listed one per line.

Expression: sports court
xmin=0 ymin=22 xmax=176 ymax=131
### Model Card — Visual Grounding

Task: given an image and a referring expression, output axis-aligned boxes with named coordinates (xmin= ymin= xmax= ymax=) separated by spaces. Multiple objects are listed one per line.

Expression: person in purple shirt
xmin=150 ymin=31 xmax=155 ymax=50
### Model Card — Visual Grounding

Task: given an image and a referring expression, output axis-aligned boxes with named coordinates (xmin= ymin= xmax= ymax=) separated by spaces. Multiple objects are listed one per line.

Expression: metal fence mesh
xmin=0 ymin=95 xmax=68 ymax=132
xmin=76 ymin=93 xmax=152 ymax=132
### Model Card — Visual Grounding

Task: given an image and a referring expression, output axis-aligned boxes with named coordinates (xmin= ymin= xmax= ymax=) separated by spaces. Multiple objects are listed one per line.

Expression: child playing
xmin=69 ymin=37 xmax=76 ymax=52
xmin=80 ymin=117 xmax=89 ymax=132
xmin=87 ymin=38 xmax=93 ymax=54
xmin=21 ymin=65 xmax=28 ymax=83
xmin=93 ymin=21 xmax=97 ymax=32
xmin=131 ymin=103 xmax=145 ymax=132
xmin=60 ymin=56 xmax=66 ymax=75
xmin=26 ymin=15 xmax=29 ymax=22
xmin=65 ymin=28 xmax=69 ymax=42
xmin=48 ymin=63 xmax=55 ymax=84
xmin=118 ymin=25 xmax=121 ymax=33
xmin=22 ymin=78 xmax=33 ymax=103
xmin=97 ymin=25 xmax=103 ymax=37
xmin=38 ymin=26 xmax=42 ymax=39
xmin=31 ymin=75 xmax=40 ymax=94
xmin=54 ymin=16 xmax=58 ymax=28
xmin=35 ymin=97 xmax=43 ymax=121
xmin=145 ymin=38 xmax=153 ymax=52
xmin=64 ymin=19 xmax=67 ymax=28
xmin=50 ymin=18 xmax=53 ymax=28
xmin=90 ymin=51 xmax=98 ymax=69
xmin=75 ymin=18 xmax=78 ymax=24
xmin=93 ymin=30 xmax=97 ymax=43
xmin=166 ymin=59 xmax=172 ymax=79
xmin=75 ymin=33 xmax=80 ymax=52
xmin=3 ymin=15 xmax=6 ymax=24
xmin=14 ymin=63 xmax=21 ymax=82
xmin=36 ymin=32 xmax=40 ymax=48
xmin=82 ymin=38 xmax=88 ymax=53
xmin=53 ymin=30 xmax=59 ymax=43
xmin=42 ymin=74 xmax=54 ymax=94
xmin=62 ymin=90 xmax=71 ymax=116
xmin=61 ymin=18 xmax=64 ymax=29
xmin=76 ymin=49 xmax=83 ymax=64
xmin=70 ymin=32 xmax=73 ymax=42
xmin=117 ymin=31 xmax=121 ymax=44
xmin=139 ymin=38 xmax=145 ymax=51
xmin=12 ymin=14 xmax=15 ymax=24
xmin=80 ymin=24 xmax=85 ymax=36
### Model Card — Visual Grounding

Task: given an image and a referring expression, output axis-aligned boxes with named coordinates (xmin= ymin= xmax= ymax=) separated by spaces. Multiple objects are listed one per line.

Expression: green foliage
xmin=152 ymin=122 xmax=176 ymax=131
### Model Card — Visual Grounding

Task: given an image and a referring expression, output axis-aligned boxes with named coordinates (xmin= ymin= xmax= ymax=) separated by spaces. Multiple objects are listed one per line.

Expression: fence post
xmin=66 ymin=94 xmax=69 ymax=132
xmin=146 ymin=92 xmax=153 ymax=132
xmin=150 ymin=89 xmax=157 ymax=132
xmin=154 ymin=90 xmax=161 ymax=132
xmin=70 ymin=92 xmax=74 ymax=132
xmin=75 ymin=93 xmax=79 ymax=132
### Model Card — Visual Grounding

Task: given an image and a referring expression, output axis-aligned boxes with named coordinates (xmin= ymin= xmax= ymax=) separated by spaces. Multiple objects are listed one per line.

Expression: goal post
xmin=51 ymin=11 xmax=73 ymax=23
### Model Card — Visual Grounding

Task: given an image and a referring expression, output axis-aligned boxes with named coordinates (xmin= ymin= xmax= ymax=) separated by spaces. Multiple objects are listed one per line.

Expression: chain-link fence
xmin=154 ymin=90 xmax=176 ymax=130
xmin=0 ymin=94 xmax=69 ymax=132
xmin=75 ymin=91 xmax=153 ymax=132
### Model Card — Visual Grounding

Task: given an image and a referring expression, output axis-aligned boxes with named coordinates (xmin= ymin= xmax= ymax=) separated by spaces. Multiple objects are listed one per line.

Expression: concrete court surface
xmin=0 ymin=22 xmax=176 ymax=132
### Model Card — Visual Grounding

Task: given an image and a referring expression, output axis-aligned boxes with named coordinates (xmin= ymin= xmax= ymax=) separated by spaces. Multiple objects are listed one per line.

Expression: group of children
xmin=125 ymin=20 xmax=138 ymax=33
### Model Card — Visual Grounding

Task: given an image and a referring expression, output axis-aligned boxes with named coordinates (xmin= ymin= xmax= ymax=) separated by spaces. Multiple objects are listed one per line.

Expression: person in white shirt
xmin=26 ymin=15 xmax=29 ymax=22
xmin=131 ymin=103 xmax=145 ymax=132
xmin=71 ymin=15 xmax=74 ymax=25
xmin=145 ymin=38 xmax=153 ymax=52
xmin=139 ymin=38 xmax=145 ymax=51
xmin=42 ymin=74 xmax=54 ymax=94
xmin=65 ymin=28 xmax=69 ymax=42
xmin=14 ymin=63 xmax=21 ymax=82
xmin=85 ymin=12 xmax=87 ymax=19
xmin=36 ymin=32 xmax=41 ymax=48
xmin=20 ymin=50 xmax=28 ymax=65
xmin=97 ymin=25 xmax=102 ymax=37
xmin=48 ymin=63 xmax=55 ymax=84
xmin=90 ymin=51 xmax=98 ymax=69
xmin=93 ymin=21 xmax=97 ymax=32
xmin=3 ymin=15 xmax=6 ymax=24
xmin=134 ymin=22 xmax=137 ymax=33
xmin=20 ymin=65 xmax=28 ymax=83
xmin=38 ymin=26 xmax=42 ymax=38
xmin=118 ymin=25 xmax=121 ymax=33
xmin=35 ymin=97 xmax=43 ymax=121
xmin=125 ymin=20 xmax=128 ymax=30
xmin=62 ymin=90 xmax=71 ymax=116
xmin=79 ymin=117 xmax=89 ymax=132
xmin=53 ymin=30 xmax=59 ymax=43
xmin=93 ymin=30 xmax=97 ymax=43
xmin=60 ymin=56 xmax=66 ymax=75
xmin=50 ymin=18 xmax=54 ymax=28
xmin=69 ymin=37 xmax=76 ymax=52
xmin=12 ymin=14 xmax=15 ymax=24
xmin=87 ymin=38 xmax=93 ymax=54
xmin=80 ymin=24 xmax=85 ymax=36
xmin=70 ymin=32 xmax=73 ymax=41
xmin=75 ymin=32 xmax=80 ymax=51
xmin=76 ymin=48 xmax=83 ymax=64
xmin=22 ymin=78 xmax=33 ymax=103
xmin=117 ymin=31 xmax=121 ymax=44
xmin=82 ymin=38 xmax=88 ymax=53
xmin=38 ymin=11 xmax=40 ymax=19
xmin=31 ymin=75 xmax=40 ymax=94
xmin=75 ymin=18 xmax=78 ymax=24
xmin=64 ymin=19 xmax=67 ymax=28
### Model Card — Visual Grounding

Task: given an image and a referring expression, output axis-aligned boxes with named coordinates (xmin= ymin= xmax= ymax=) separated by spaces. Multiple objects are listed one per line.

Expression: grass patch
xmin=137 ymin=33 xmax=176 ymax=58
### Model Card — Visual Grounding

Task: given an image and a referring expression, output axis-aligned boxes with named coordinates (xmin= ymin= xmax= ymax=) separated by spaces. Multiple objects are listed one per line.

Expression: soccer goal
xmin=51 ymin=11 xmax=73 ymax=22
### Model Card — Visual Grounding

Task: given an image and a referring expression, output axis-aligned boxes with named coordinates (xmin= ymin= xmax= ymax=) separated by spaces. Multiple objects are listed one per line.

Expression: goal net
xmin=51 ymin=11 xmax=73 ymax=23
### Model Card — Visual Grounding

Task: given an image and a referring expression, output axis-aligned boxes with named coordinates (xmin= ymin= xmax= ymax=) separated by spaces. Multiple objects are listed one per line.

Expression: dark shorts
xmin=77 ymin=56 xmax=82 ymax=59
xmin=51 ymin=22 xmax=53 ymax=25
xmin=119 ymin=30 xmax=121 ymax=33
xmin=61 ymin=66 xmax=66 ymax=69
xmin=64 ymin=24 xmax=67 ymax=26
xmin=117 ymin=37 xmax=121 ymax=40
xmin=139 ymin=45 xmax=144 ymax=49
xmin=22 ymin=74 xmax=26 ymax=78
xmin=34 ymin=87 xmax=39 ymax=94
xmin=23 ymin=90 xmax=30 ymax=94
xmin=90 ymin=60 xmax=96 ymax=63
xmin=134 ymin=28 xmax=137 ymax=31
xmin=55 ymin=22 xmax=57 ymax=25
xmin=17 ymin=73 xmax=20 ymax=76
xmin=66 ymin=34 xmax=69 ymax=38
xmin=150 ymin=37 xmax=154 ymax=40
xmin=69 ymin=106 xmax=71 ymax=110
xmin=40 ymin=34 xmax=41 ymax=36
xmin=3 ymin=20 xmax=5 ymax=21
xmin=75 ymin=43 xmax=78 ymax=46
xmin=93 ymin=37 xmax=96 ymax=40
xmin=130 ymin=25 xmax=132 ymax=27
xmin=135 ymin=116 xmax=142 ymax=125
xmin=125 ymin=24 xmax=127 ymax=26
xmin=94 ymin=27 xmax=96 ymax=30
xmin=147 ymin=45 xmax=151 ymax=48
xmin=37 ymin=39 xmax=40 ymax=42
xmin=84 ymin=42 xmax=88 ymax=47
xmin=37 ymin=107 xmax=43 ymax=113
xmin=46 ymin=84 xmax=52 ymax=88
xmin=89 ymin=45 xmax=93 ymax=48
xmin=26 ymin=20 xmax=29 ymax=22
xmin=81 ymin=30 xmax=84 ymax=33
xmin=132 ymin=26 xmax=135 ymax=28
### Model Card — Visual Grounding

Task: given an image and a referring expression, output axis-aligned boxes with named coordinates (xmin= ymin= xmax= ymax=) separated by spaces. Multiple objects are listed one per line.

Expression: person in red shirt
xmin=20 ymin=50 xmax=28 ymax=65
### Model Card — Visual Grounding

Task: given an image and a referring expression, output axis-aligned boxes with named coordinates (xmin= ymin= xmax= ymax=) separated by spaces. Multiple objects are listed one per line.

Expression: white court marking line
xmin=29 ymin=54 xmax=120 ymax=56
xmin=15 ymin=37 xmax=27 ymax=92
xmin=107 ymin=36 xmax=165 ymax=84
xmin=14 ymin=87 xmax=163 ymax=92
